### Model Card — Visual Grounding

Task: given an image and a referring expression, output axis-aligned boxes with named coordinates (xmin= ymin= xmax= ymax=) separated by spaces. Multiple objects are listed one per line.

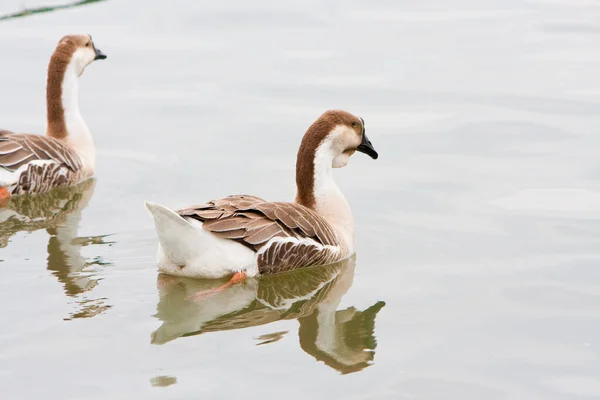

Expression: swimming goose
xmin=0 ymin=34 xmax=106 ymax=199
xmin=145 ymin=110 xmax=378 ymax=296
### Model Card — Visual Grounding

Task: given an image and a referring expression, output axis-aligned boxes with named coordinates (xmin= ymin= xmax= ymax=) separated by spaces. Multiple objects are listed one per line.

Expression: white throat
xmin=60 ymin=59 xmax=95 ymax=170
xmin=308 ymin=132 xmax=355 ymax=252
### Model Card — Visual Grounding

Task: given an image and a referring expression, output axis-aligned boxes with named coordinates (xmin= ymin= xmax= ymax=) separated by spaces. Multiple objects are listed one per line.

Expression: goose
xmin=0 ymin=34 xmax=107 ymax=200
xmin=145 ymin=110 xmax=378 ymax=298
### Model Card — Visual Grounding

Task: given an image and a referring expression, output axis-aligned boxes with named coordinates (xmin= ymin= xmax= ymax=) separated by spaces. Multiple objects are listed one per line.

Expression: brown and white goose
xmin=0 ymin=34 xmax=107 ymax=199
xmin=145 ymin=110 xmax=378 ymax=297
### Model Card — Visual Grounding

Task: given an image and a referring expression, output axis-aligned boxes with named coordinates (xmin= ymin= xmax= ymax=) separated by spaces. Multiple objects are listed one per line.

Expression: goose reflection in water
xmin=152 ymin=256 xmax=385 ymax=374
xmin=0 ymin=179 xmax=113 ymax=319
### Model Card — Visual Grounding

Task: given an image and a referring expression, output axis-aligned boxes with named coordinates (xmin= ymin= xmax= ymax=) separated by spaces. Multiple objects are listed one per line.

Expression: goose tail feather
xmin=144 ymin=201 xmax=200 ymax=265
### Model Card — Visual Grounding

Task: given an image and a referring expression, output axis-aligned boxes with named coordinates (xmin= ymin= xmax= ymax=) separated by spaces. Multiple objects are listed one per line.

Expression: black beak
xmin=94 ymin=47 xmax=107 ymax=60
xmin=88 ymin=35 xmax=107 ymax=60
xmin=356 ymin=119 xmax=378 ymax=159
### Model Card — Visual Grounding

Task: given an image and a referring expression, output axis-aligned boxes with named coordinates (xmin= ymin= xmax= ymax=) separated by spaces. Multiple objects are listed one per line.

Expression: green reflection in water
xmin=0 ymin=0 xmax=106 ymax=22
xmin=152 ymin=256 xmax=386 ymax=375
xmin=0 ymin=179 xmax=114 ymax=320
xmin=150 ymin=375 xmax=177 ymax=388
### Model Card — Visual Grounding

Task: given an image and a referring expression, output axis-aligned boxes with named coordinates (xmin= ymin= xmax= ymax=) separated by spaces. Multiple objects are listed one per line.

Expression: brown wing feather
xmin=178 ymin=195 xmax=343 ymax=273
xmin=0 ymin=131 xmax=83 ymax=172
xmin=245 ymin=223 xmax=284 ymax=245
xmin=0 ymin=131 xmax=86 ymax=195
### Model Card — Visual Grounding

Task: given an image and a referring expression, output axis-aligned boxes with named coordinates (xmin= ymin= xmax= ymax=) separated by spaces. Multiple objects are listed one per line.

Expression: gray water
xmin=1 ymin=0 xmax=600 ymax=399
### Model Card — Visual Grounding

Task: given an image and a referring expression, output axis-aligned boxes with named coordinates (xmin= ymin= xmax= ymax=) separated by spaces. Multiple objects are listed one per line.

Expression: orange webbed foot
xmin=0 ymin=187 xmax=11 ymax=208
xmin=186 ymin=271 xmax=247 ymax=301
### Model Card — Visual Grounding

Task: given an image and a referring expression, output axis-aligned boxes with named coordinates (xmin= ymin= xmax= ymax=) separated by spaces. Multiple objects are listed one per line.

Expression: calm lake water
xmin=1 ymin=0 xmax=600 ymax=398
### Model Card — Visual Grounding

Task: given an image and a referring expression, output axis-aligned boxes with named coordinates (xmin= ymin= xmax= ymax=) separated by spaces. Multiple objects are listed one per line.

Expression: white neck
xmin=60 ymin=62 xmax=95 ymax=170
xmin=305 ymin=136 xmax=355 ymax=253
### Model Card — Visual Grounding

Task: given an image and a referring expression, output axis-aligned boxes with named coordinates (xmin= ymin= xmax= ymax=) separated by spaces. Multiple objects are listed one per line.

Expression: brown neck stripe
xmin=46 ymin=40 xmax=76 ymax=140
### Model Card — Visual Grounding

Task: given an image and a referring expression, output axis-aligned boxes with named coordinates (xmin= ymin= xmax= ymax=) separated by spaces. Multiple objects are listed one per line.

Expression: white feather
xmin=256 ymin=235 xmax=340 ymax=257
xmin=0 ymin=167 xmax=18 ymax=188
xmin=57 ymin=49 xmax=95 ymax=171
xmin=144 ymin=201 xmax=258 ymax=279
xmin=310 ymin=126 xmax=356 ymax=253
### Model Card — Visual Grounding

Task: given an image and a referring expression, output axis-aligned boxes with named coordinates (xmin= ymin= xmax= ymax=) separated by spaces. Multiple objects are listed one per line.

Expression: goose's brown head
xmin=301 ymin=110 xmax=378 ymax=169
xmin=52 ymin=34 xmax=107 ymax=77
xmin=295 ymin=110 xmax=378 ymax=208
